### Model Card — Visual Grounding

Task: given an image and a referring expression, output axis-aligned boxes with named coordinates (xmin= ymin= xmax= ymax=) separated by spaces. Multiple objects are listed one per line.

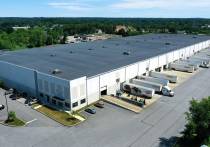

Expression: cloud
xmin=48 ymin=2 xmax=91 ymax=11
xmin=111 ymin=0 xmax=210 ymax=10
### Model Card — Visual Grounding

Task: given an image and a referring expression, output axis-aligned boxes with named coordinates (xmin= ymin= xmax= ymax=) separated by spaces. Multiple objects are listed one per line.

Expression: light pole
xmin=4 ymin=88 xmax=14 ymax=118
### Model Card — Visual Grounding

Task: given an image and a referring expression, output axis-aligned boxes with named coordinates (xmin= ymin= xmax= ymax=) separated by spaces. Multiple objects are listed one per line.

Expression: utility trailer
xmin=130 ymin=79 xmax=174 ymax=96
xmin=122 ymin=82 xmax=155 ymax=98
xmin=150 ymin=71 xmax=178 ymax=83
xmin=169 ymin=62 xmax=195 ymax=73
xmin=136 ymin=75 xmax=169 ymax=86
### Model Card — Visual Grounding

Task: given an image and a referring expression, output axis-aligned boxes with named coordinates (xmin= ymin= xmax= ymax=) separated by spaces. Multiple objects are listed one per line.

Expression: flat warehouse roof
xmin=0 ymin=34 xmax=210 ymax=80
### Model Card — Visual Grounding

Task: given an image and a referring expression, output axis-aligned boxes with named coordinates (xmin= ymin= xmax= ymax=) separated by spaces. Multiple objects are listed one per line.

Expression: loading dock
xmin=101 ymin=95 xmax=142 ymax=113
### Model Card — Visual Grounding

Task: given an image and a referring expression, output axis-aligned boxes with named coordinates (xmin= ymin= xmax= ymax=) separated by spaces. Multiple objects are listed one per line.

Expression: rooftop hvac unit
xmin=123 ymin=51 xmax=131 ymax=55
xmin=52 ymin=69 xmax=62 ymax=74
xmin=50 ymin=54 xmax=56 ymax=57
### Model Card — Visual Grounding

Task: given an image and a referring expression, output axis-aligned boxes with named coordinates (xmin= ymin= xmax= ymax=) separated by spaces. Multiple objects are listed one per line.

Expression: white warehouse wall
xmin=149 ymin=57 xmax=159 ymax=70
xmin=37 ymin=72 xmax=70 ymax=99
xmin=0 ymin=61 xmax=36 ymax=96
xmin=158 ymin=55 xmax=167 ymax=67
xmin=70 ymin=76 xmax=87 ymax=111
xmin=87 ymin=76 xmax=99 ymax=105
xmin=138 ymin=60 xmax=149 ymax=75
xmin=100 ymin=68 xmax=125 ymax=95
xmin=126 ymin=63 xmax=138 ymax=80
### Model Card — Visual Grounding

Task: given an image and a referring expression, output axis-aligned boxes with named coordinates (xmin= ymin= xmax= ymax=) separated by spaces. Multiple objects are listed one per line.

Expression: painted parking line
xmin=26 ymin=118 xmax=37 ymax=125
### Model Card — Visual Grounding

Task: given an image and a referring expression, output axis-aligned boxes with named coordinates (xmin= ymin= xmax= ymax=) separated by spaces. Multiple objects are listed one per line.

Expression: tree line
xmin=0 ymin=18 xmax=210 ymax=50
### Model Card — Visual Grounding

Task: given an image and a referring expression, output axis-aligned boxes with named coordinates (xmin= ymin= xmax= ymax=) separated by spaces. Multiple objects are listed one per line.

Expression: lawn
xmin=36 ymin=105 xmax=81 ymax=126
xmin=4 ymin=117 xmax=25 ymax=127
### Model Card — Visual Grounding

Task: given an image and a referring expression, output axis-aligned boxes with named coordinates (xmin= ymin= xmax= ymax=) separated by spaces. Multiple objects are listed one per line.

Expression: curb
xmin=31 ymin=106 xmax=85 ymax=127
xmin=0 ymin=121 xmax=26 ymax=127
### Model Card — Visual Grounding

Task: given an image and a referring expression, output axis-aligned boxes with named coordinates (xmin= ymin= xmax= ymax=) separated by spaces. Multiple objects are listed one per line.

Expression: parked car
xmin=85 ymin=108 xmax=96 ymax=114
xmin=0 ymin=104 xmax=5 ymax=110
xmin=94 ymin=101 xmax=104 ymax=108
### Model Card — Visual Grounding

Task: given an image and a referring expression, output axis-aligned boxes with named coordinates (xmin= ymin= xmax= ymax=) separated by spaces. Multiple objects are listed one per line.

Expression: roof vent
xmin=193 ymin=36 xmax=197 ymax=39
xmin=52 ymin=69 xmax=62 ymax=74
xmin=123 ymin=51 xmax=131 ymax=55
xmin=165 ymin=42 xmax=171 ymax=45
xmin=115 ymin=43 xmax=119 ymax=46
xmin=50 ymin=54 xmax=56 ymax=57
xmin=102 ymin=46 xmax=106 ymax=48
xmin=88 ymin=48 xmax=93 ymax=51
xmin=69 ymin=51 xmax=74 ymax=54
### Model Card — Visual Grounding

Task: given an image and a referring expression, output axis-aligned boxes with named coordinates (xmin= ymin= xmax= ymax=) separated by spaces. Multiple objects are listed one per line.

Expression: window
xmin=40 ymin=93 xmax=44 ymax=97
xmin=72 ymin=102 xmax=78 ymax=108
xmin=45 ymin=95 xmax=50 ymax=99
xmin=45 ymin=95 xmax=50 ymax=102
xmin=58 ymin=102 xmax=63 ymax=107
xmin=80 ymin=99 xmax=86 ymax=104
xmin=52 ymin=99 xmax=56 ymax=105
xmin=65 ymin=102 xmax=70 ymax=108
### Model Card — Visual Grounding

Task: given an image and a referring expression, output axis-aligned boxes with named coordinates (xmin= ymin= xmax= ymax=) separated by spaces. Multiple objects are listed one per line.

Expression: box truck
xmin=136 ymin=75 xmax=169 ymax=86
xmin=122 ymin=82 xmax=154 ymax=98
xmin=150 ymin=71 xmax=178 ymax=83
xmin=170 ymin=62 xmax=194 ymax=73
xmin=130 ymin=79 xmax=174 ymax=96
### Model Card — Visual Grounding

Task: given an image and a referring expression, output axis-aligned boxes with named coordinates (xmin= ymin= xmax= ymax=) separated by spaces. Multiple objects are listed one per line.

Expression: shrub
xmin=7 ymin=111 xmax=16 ymax=122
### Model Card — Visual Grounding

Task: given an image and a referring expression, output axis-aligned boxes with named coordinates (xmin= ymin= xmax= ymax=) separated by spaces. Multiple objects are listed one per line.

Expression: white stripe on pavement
xmin=26 ymin=118 xmax=37 ymax=124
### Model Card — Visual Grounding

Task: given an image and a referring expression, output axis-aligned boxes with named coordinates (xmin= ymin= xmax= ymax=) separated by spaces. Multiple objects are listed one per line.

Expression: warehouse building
xmin=0 ymin=34 xmax=210 ymax=111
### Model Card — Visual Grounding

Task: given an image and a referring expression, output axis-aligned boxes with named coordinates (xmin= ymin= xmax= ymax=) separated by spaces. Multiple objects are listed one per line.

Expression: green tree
xmin=181 ymin=97 xmax=210 ymax=146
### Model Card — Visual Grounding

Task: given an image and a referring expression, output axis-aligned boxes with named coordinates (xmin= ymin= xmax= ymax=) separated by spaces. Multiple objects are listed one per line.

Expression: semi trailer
xmin=122 ymin=82 xmax=155 ymax=98
xmin=175 ymin=60 xmax=199 ymax=70
xmin=136 ymin=75 xmax=169 ymax=86
xmin=188 ymin=58 xmax=210 ymax=68
xmin=190 ymin=56 xmax=210 ymax=65
xmin=169 ymin=62 xmax=195 ymax=73
xmin=130 ymin=79 xmax=174 ymax=96
xmin=150 ymin=71 xmax=178 ymax=83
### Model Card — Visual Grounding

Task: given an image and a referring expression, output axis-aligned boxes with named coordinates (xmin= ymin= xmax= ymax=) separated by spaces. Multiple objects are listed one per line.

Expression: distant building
xmin=177 ymin=30 xmax=186 ymax=34
xmin=12 ymin=26 xmax=30 ymax=31
xmin=66 ymin=36 xmax=78 ymax=44
xmin=115 ymin=25 xmax=128 ymax=33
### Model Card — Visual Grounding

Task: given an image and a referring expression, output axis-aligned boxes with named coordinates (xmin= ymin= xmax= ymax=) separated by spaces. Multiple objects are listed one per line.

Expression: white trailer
xmin=190 ymin=56 xmax=210 ymax=64
xmin=122 ymin=82 xmax=154 ymax=98
xmin=189 ymin=57 xmax=210 ymax=68
xmin=130 ymin=79 xmax=162 ymax=92
xmin=150 ymin=71 xmax=178 ymax=83
xmin=198 ymin=52 xmax=210 ymax=57
xmin=169 ymin=62 xmax=194 ymax=73
xmin=175 ymin=60 xmax=199 ymax=70
xmin=136 ymin=75 xmax=169 ymax=86
xmin=130 ymin=79 xmax=174 ymax=96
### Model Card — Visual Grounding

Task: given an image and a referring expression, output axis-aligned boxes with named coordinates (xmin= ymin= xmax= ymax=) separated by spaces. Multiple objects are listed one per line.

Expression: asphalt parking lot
xmin=0 ymin=89 xmax=61 ymax=127
xmin=0 ymin=67 xmax=210 ymax=147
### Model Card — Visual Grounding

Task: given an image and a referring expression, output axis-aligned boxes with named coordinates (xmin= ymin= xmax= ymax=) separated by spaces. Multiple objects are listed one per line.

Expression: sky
xmin=0 ymin=0 xmax=210 ymax=18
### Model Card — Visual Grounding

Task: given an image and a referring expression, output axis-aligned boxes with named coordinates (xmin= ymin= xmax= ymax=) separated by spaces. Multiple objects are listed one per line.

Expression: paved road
xmin=0 ymin=67 xmax=210 ymax=147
